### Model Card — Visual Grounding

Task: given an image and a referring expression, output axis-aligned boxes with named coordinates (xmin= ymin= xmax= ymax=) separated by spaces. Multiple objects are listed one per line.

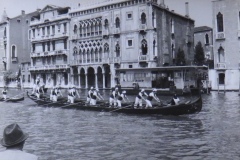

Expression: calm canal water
xmin=0 ymin=89 xmax=240 ymax=160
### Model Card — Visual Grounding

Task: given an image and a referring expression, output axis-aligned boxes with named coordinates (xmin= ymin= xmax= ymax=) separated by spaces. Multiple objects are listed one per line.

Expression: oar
xmin=61 ymin=101 xmax=85 ymax=108
xmin=42 ymin=99 xmax=68 ymax=106
xmin=109 ymin=103 xmax=133 ymax=113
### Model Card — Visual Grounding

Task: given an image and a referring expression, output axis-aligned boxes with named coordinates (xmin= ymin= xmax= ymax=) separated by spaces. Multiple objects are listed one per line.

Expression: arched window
xmin=115 ymin=43 xmax=120 ymax=57
xmin=104 ymin=19 xmax=109 ymax=28
xmin=74 ymin=25 xmax=77 ymax=34
xmin=170 ymin=19 xmax=174 ymax=34
xmin=205 ymin=34 xmax=209 ymax=45
xmin=115 ymin=17 xmax=120 ymax=28
xmin=218 ymin=46 xmax=224 ymax=62
xmin=217 ymin=12 xmax=224 ymax=32
xmin=79 ymin=25 xmax=82 ymax=36
xmin=141 ymin=39 xmax=148 ymax=55
xmin=11 ymin=45 xmax=17 ymax=57
xmin=153 ymin=40 xmax=156 ymax=56
xmin=141 ymin=13 xmax=146 ymax=24
xmin=104 ymin=43 xmax=109 ymax=52
xmin=73 ymin=47 xmax=78 ymax=60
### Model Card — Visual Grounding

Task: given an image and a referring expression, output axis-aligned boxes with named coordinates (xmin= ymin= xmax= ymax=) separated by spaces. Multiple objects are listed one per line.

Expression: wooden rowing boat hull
xmin=27 ymin=91 xmax=202 ymax=116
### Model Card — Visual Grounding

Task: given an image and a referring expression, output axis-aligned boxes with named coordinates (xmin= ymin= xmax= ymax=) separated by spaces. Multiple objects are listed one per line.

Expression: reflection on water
xmin=0 ymin=90 xmax=240 ymax=159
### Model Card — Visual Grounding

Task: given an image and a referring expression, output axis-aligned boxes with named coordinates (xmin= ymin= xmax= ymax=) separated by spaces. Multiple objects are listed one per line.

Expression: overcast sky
xmin=0 ymin=0 xmax=212 ymax=27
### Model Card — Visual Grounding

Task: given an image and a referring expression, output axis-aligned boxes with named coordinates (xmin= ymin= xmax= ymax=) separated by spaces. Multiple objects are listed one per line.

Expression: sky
xmin=0 ymin=0 xmax=212 ymax=27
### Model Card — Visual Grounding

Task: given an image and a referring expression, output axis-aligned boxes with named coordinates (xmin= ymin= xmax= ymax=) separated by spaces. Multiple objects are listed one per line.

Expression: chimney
xmin=22 ymin=10 xmax=25 ymax=15
xmin=159 ymin=0 xmax=165 ymax=7
xmin=185 ymin=2 xmax=189 ymax=17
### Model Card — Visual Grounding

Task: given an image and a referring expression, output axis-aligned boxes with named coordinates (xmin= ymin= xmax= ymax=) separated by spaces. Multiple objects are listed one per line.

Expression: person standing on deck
xmin=109 ymin=87 xmax=120 ymax=107
xmin=90 ymin=88 xmax=103 ymax=105
xmin=170 ymin=94 xmax=180 ymax=105
xmin=2 ymin=86 xmax=7 ymax=100
xmin=35 ymin=85 xmax=41 ymax=99
xmin=69 ymin=85 xmax=80 ymax=103
xmin=145 ymin=89 xmax=160 ymax=108
xmin=50 ymin=86 xmax=54 ymax=101
xmin=117 ymin=90 xmax=129 ymax=108
xmin=134 ymin=89 xmax=148 ymax=109
xmin=87 ymin=87 xmax=94 ymax=104
xmin=35 ymin=76 xmax=40 ymax=86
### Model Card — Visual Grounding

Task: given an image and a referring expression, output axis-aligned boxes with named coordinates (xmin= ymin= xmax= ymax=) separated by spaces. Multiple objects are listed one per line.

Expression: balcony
xmin=29 ymin=64 xmax=69 ymax=71
xmin=138 ymin=55 xmax=149 ymax=62
xmin=31 ymin=33 xmax=69 ymax=42
xmin=113 ymin=28 xmax=120 ymax=35
xmin=71 ymin=35 xmax=78 ymax=40
xmin=216 ymin=62 xmax=226 ymax=70
xmin=112 ymin=57 xmax=121 ymax=64
xmin=139 ymin=24 xmax=147 ymax=31
xmin=216 ymin=32 xmax=225 ymax=40
xmin=31 ymin=50 xmax=68 ymax=57
xmin=11 ymin=57 xmax=18 ymax=62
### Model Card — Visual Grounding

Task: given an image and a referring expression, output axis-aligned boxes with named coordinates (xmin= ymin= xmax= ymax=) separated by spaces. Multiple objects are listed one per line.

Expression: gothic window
xmin=205 ymin=34 xmax=209 ymax=45
xmin=104 ymin=43 xmax=109 ymax=52
xmin=115 ymin=17 xmax=120 ymax=28
xmin=218 ymin=46 xmax=224 ymax=62
xmin=74 ymin=24 xmax=77 ymax=34
xmin=115 ymin=43 xmax=120 ymax=57
xmin=73 ymin=47 xmax=78 ymax=60
xmin=141 ymin=39 xmax=148 ymax=55
xmin=217 ymin=12 xmax=224 ymax=32
xmin=99 ymin=47 xmax=102 ymax=62
xmin=99 ymin=21 xmax=102 ymax=33
xmin=141 ymin=12 xmax=146 ymax=24
xmin=95 ymin=48 xmax=98 ymax=62
xmin=11 ymin=45 xmax=17 ymax=57
xmin=104 ymin=19 xmax=109 ymax=27
xmin=79 ymin=25 xmax=82 ymax=36
xmin=79 ymin=50 xmax=82 ymax=62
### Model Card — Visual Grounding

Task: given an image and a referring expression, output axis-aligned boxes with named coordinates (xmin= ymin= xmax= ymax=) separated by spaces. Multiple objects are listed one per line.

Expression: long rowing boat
xmin=0 ymin=96 xmax=24 ymax=102
xmin=26 ymin=91 xmax=202 ymax=116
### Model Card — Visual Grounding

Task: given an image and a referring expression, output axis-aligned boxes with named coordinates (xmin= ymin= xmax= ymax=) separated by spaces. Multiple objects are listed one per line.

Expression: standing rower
xmin=87 ymin=87 xmax=94 ymax=104
xmin=90 ymin=88 xmax=103 ymax=105
xmin=134 ymin=89 xmax=148 ymax=108
xmin=117 ymin=90 xmax=129 ymax=108
xmin=109 ymin=87 xmax=120 ymax=107
xmin=2 ymin=86 xmax=7 ymax=100
xmin=69 ymin=85 xmax=80 ymax=103
xmin=145 ymin=89 xmax=160 ymax=108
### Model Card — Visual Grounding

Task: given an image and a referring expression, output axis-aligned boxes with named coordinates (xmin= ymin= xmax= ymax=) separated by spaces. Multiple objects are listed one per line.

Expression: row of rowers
xmin=36 ymin=85 xmax=167 ymax=108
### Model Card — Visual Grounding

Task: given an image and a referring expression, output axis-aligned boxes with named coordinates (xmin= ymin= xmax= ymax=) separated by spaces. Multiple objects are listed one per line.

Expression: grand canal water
xmin=0 ymin=89 xmax=240 ymax=160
